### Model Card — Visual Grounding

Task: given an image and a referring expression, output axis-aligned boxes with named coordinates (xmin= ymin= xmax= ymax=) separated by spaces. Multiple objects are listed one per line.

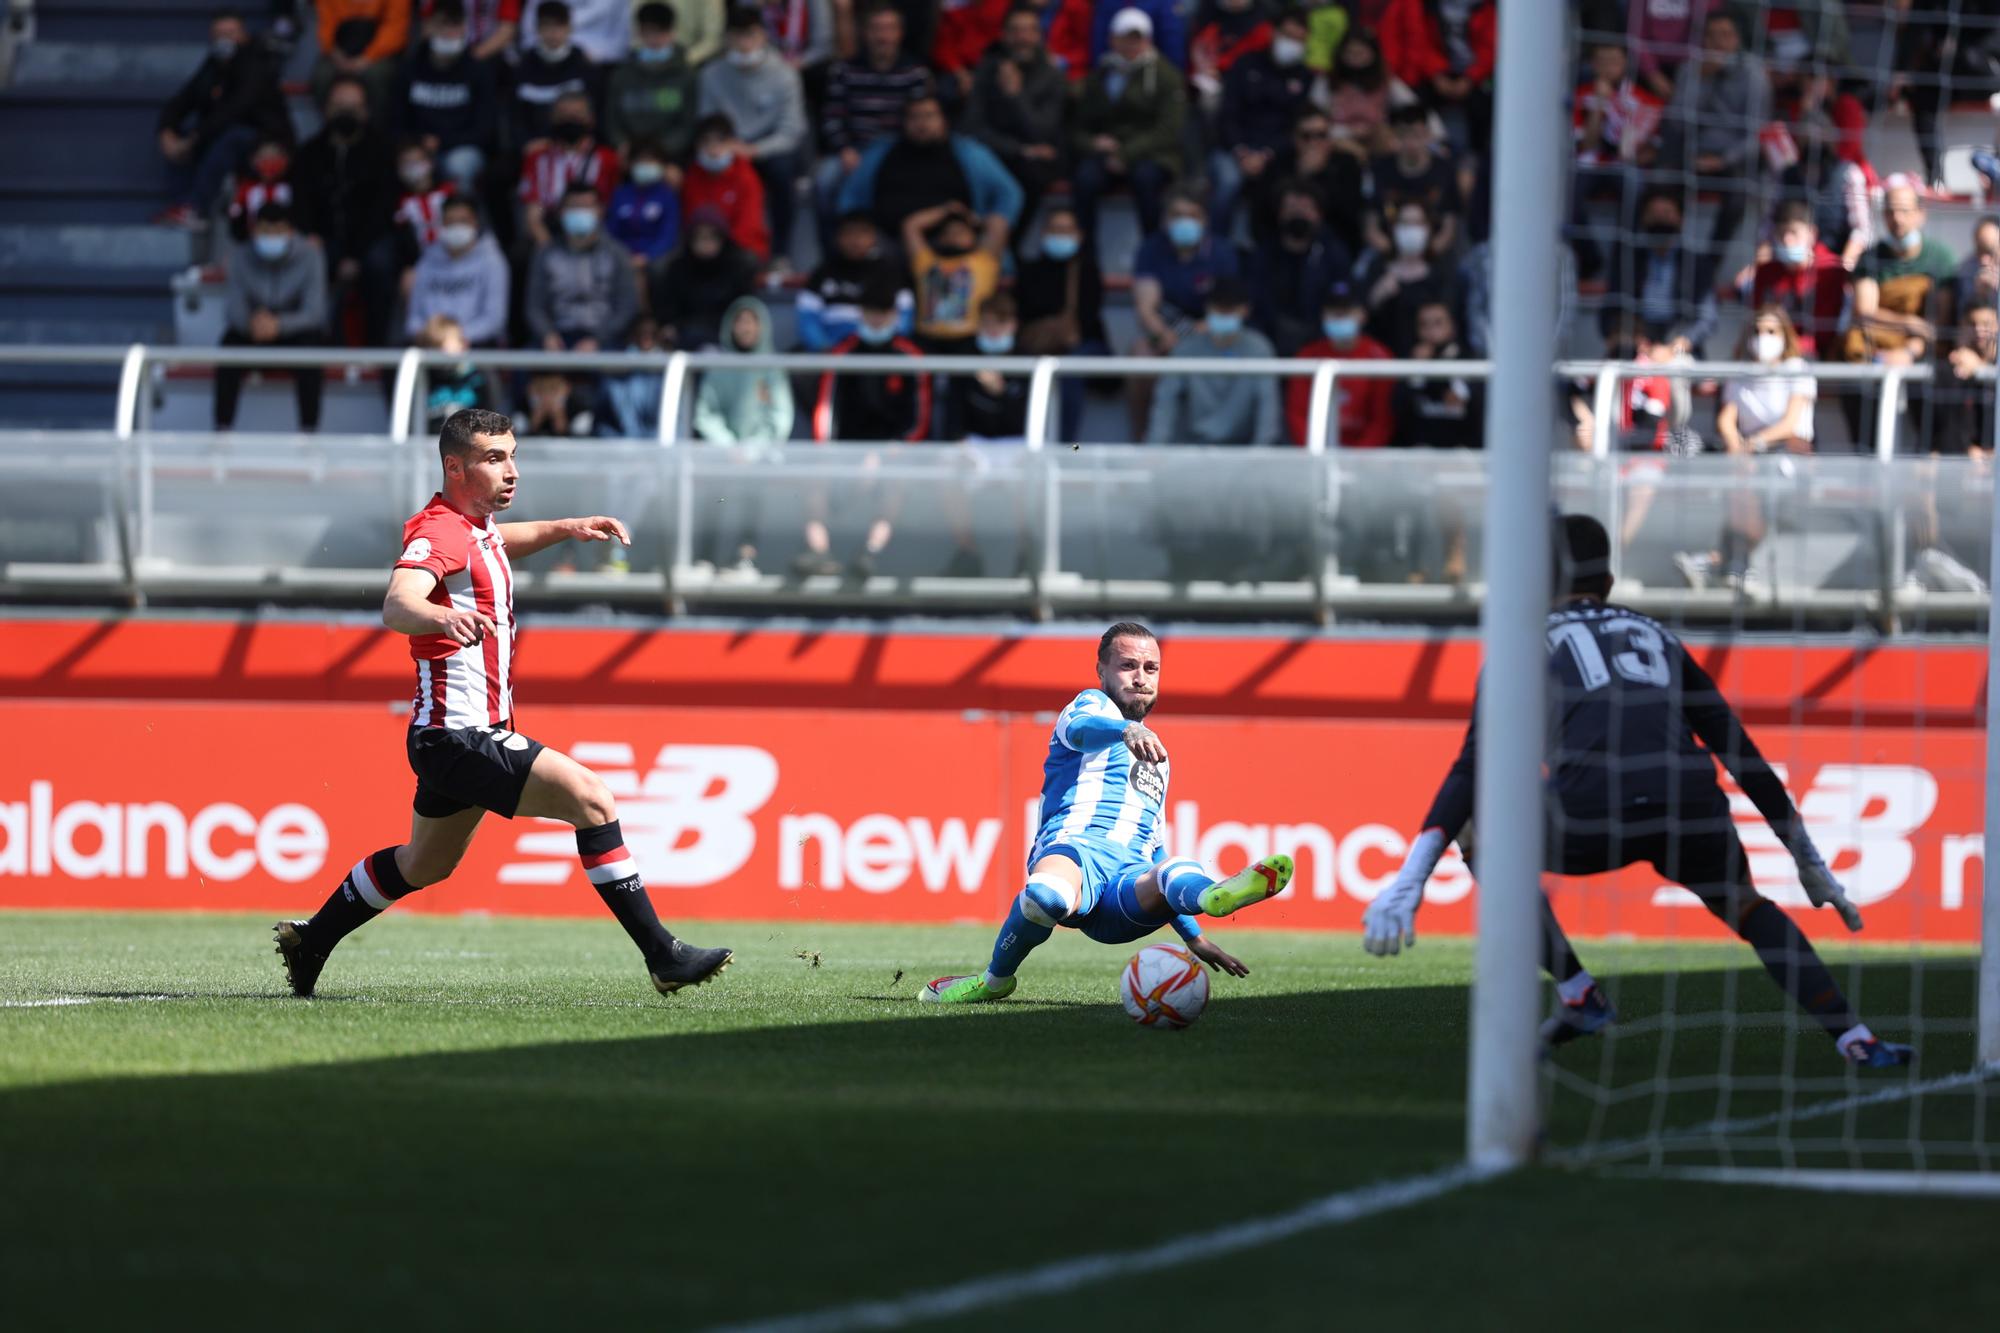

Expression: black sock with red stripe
xmin=578 ymin=821 xmax=678 ymax=966
xmin=302 ymin=848 xmax=418 ymax=951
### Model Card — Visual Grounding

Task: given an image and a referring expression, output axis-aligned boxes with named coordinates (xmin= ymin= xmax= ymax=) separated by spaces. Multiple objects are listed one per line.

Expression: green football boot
xmin=1197 ymin=854 xmax=1295 ymax=918
xmin=919 ymin=973 xmax=1017 ymax=1004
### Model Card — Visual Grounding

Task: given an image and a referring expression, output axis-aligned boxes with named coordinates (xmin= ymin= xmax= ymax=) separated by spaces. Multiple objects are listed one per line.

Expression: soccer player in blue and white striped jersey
xmin=922 ymin=622 xmax=1294 ymax=1004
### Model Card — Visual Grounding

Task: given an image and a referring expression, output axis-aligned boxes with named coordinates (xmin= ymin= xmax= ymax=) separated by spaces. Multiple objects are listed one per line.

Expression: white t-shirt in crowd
xmin=1724 ymin=356 xmax=1816 ymax=444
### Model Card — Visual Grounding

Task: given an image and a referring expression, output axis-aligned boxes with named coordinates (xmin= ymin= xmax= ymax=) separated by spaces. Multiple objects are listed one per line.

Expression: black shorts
xmin=406 ymin=724 xmax=546 ymax=820
xmin=1546 ymin=809 xmax=1760 ymax=920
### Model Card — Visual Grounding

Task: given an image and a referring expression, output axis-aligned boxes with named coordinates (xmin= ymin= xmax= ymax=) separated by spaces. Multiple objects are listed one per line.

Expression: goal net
xmin=1478 ymin=0 xmax=2000 ymax=1185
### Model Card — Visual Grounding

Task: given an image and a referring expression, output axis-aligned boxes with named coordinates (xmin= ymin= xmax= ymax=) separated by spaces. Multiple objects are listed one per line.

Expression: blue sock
xmin=1157 ymin=859 xmax=1215 ymax=916
xmin=984 ymin=875 xmax=1073 ymax=982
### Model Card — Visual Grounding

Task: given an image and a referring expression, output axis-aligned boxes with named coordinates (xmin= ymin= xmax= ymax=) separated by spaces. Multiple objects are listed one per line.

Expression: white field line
xmin=1551 ymin=1062 xmax=2000 ymax=1168
xmin=0 ymin=995 xmax=179 ymax=1008
xmin=1641 ymin=1166 xmax=2000 ymax=1197
xmin=705 ymin=1161 xmax=1500 ymax=1333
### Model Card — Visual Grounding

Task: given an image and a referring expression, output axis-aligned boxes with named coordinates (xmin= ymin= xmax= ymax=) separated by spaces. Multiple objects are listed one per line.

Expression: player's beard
xmin=1115 ymin=690 xmax=1155 ymax=721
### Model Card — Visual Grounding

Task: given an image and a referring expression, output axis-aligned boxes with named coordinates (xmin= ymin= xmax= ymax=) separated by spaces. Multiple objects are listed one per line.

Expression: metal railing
xmin=2 ymin=343 xmax=1985 ymax=461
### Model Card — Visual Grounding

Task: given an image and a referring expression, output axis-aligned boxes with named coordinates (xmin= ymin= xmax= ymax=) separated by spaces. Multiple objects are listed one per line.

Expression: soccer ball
xmin=1120 ymin=943 xmax=1210 ymax=1029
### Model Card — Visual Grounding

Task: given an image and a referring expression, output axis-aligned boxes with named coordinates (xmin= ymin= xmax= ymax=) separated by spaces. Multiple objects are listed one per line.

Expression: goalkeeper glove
xmin=1789 ymin=833 xmax=1863 ymax=933
xmin=1363 ymin=828 xmax=1445 ymax=956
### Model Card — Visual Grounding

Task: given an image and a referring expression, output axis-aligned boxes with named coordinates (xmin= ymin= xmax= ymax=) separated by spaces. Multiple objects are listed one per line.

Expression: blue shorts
xmin=1033 ymin=840 xmax=1175 ymax=946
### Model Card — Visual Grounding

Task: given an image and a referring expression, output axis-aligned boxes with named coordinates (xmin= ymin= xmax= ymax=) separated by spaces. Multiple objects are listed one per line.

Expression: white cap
xmin=1110 ymin=7 xmax=1153 ymax=38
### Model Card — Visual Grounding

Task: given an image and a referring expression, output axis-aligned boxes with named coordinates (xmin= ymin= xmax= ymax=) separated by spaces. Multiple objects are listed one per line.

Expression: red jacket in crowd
xmin=1043 ymin=0 xmax=1093 ymax=82
xmin=1747 ymin=242 xmax=1851 ymax=359
xmin=518 ymin=140 xmax=620 ymax=211
xmin=681 ymin=154 xmax=771 ymax=262
xmin=1379 ymin=0 xmax=1496 ymax=90
xmin=933 ymin=0 xmax=1010 ymax=78
xmin=1285 ymin=336 xmax=1396 ymax=448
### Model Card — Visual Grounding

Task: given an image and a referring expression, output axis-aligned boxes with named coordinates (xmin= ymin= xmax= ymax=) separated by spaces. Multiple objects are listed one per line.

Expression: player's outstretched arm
xmin=497 ymin=516 xmax=633 ymax=559
xmin=1679 ymin=649 xmax=1864 ymax=932
xmin=382 ymin=567 xmax=493 ymax=644
xmin=1365 ymin=711 xmax=1477 ymax=956
xmin=1055 ymin=690 xmax=1161 ymax=758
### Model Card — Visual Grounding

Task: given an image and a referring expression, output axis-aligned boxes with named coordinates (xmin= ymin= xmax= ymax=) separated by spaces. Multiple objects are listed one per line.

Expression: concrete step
xmin=0 ymin=101 xmax=171 ymax=181
xmin=0 ymin=316 xmax=174 ymax=345
xmin=34 ymin=0 xmax=235 ymax=46
xmin=0 ymin=178 xmax=167 ymax=225
xmin=0 ymin=223 xmax=194 ymax=271
xmin=9 ymin=40 xmax=209 ymax=93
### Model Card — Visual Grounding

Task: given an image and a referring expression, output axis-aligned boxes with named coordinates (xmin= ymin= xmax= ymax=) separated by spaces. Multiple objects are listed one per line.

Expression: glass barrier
xmin=2 ymin=432 xmax=1986 ymax=629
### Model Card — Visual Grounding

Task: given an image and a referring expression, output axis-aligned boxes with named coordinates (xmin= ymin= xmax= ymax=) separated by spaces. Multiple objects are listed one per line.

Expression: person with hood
xmin=405 ymin=196 xmax=511 ymax=346
xmin=1072 ymin=8 xmax=1187 ymax=240
xmin=215 ymin=203 xmax=329 ymax=431
xmin=652 ymin=207 xmax=760 ymax=350
xmin=797 ymin=212 xmax=915 ymax=350
xmin=698 ymin=12 xmax=809 ymax=265
xmin=156 ymin=8 xmax=292 ymax=227
xmin=692 ymin=296 xmax=794 ymax=574
xmin=606 ymin=2 xmax=699 ymax=161
xmin=839 ymin=94 xmax=1025 ymax=252
xmin=680 ymin=114 xmax=771 ymax=263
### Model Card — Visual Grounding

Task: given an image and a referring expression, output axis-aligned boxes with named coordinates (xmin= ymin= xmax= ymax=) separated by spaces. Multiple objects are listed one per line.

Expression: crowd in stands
xmin=153 ymin=2 xmax=2000 ymax=582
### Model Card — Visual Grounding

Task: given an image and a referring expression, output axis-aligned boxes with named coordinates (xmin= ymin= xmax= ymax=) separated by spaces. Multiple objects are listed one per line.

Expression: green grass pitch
xmin=2 ymin=910 xmax=1995 ymax=1329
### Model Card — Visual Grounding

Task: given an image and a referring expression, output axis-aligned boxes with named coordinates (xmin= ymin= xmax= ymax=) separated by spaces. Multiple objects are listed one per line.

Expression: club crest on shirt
xmin=399 ymin=536 xmax=431 ymax=564
xmin=1130 ymin=759 xmax=1165 ymax=806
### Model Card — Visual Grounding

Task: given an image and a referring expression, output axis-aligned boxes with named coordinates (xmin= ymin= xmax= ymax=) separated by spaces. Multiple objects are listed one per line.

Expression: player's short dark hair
xmin=439 ymin=408 xmax=515 ymax=462
xmin=1097 ymin=621 xmax=1158 ymax=663
xmin=537 ymin=0 xmax=572 ymax=26
xmin=1556 ymin=513 xmax=1613 ymax=598
xmin=636 ymin=2 xmax=677 ymax=31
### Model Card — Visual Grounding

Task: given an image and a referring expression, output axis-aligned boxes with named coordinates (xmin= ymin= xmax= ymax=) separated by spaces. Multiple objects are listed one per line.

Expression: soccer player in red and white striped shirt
xmin=274 ymin=408 xmax=732 ymax=998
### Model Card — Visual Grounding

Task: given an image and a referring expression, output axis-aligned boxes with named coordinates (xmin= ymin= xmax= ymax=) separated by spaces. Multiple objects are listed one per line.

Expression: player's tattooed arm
xmin=497 ymin=516 xmax=633 ymax=558
xmin=1122 ymin=723 xmax=1168 ymax=764
xmin=382 ymin=567 xmax=493 ymax=644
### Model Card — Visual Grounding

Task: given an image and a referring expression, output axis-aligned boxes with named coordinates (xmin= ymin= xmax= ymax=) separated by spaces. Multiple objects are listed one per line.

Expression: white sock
xmin=981 ymin=970 xmax=1008 ymax=990
xmin=1557 ymin=970 xmax=1596 ymax=1006
xmin=1836 ymin=1023 xmax=1875 ymax=1056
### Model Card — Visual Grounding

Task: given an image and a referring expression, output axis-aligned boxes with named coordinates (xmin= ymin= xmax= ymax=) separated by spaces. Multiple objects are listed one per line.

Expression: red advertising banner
xmin=1 ymin=700 xmax=1984 ymax=941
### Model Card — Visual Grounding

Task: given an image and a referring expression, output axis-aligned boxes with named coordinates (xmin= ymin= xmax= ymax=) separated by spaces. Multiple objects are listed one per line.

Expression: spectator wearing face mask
xmin=1845 ymin=182 xmax=1957 ymax=369
xmin=607 ymin=2 xmax=700 ymax=163
xmin=798 ymin=211 xmax=914 ymax=350
xmin=387 ymin=142 xmax=453 ymax=322
xmin=216 ymin=203 xmax=328 ymax=431
xmin=1016 ymin=206 xmax=1104 ymax=435
xmin=699 ymin=11 xmax=810 ymax=266
xmin=395 ymin=1 xmax=498 ymax=190
xmin=1147 ymin=278 xmax=1281 ymax=446
xmin=944 ymin=292 xmax=1030 ymax=441
xmin=1597 ymin=186 xmax=1718 ymax=354
xmin=1367 ymin=103 xmax=1460 ymax=261
xmin=607 ymin=139 xmax=683 ymax=268
xmin=512 ymin=1 xmax=604 ymax=152
xmin=406 ymin=196 xmax=511 ymax=346
xmin=1671 ymin=305 xmax=1816 ymax=592
xmin=1286 ymin=282 xmax=1393 ymax=448
xmin=293 ymin=77 xmax=400 ymax=343
xmin=961 ymin=5 xmax=1068 ymax=243
xmin=1073 ymin=8 xmax=1187 ymax=240
xmin=652 ymin=208 xmax=760 ymax=350
xmin=1128 ymin=190 xmax=1239 ymax=431
xmin=902 ymin=202 xmax=1005 ymax=353
xmin=227 ymin=136 xmax=296 ymax=243
xmin=1210 ymin=8 xmax=1310 ymax=233
xmin=813 ymin=277 xmax=932 ymax=443
xmin=1088 ymin=0 xmax=1187 ymax=68
xmin=518 ymin=90 xmax=621 ymax=250
xmin=1742 ymin=200 xmax=1848 ymax=360
xmin=1248 ymin=108 xmax=1364 ymax=254
xmin=313 ymin=0 xmax=413 ymax=114
xmin=1246 ymin=180 xmax=1352 ymax=356
xmin=526 ymin=181 xmax=640 ymax=353
xmin=1353 ymin=199 xmax=1460 ymax=357
xmin=681 ymin=114 xmax=772 ymax=263
xmin=817 ymin=4 xmax=936 ymax=247
xmin=156 ymin=9 xmax=292 ymax=229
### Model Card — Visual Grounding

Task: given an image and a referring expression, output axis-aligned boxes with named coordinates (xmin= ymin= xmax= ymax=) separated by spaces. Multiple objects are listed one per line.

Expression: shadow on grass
xmin=1 ymin=961 xmax=1986 ymax=1329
